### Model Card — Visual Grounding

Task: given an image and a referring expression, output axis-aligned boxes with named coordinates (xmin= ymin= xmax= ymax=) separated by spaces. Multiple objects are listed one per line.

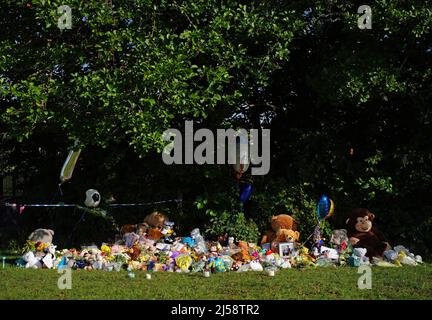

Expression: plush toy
xmin=231 ymin=261 xmax=242 ymax=271
xmin=28 ymin=229 xmax=54 ymax=244
xmin=231 ymin=249 xmax=251 ymax=262
xmin=144 ymin=211 xmax=168 ymax=228
xmin=148 ymin=228 xmax=164 ymax=240
xmin=346 ymin=208 xmax=389 ymax=259
xmin=80 ymin=248 xmax=100 ymax=269
xmin=128 ymin=245 xmax=141 ymax=261
xmin=23 ymin=251 xmax=42 ymax=269
xmin=348 ymin=248 xmax=369 ymax=267
xmin=136 ymin=223 xmax=150 ymax=236
xmin=237 ymin=241 xmax=249 ymax=251
xmin=175 ymin=254 xmax=192 ymax=272
xmin=261 ymin=214 xmax=298 ymax=244
xmin=120 ymin=224 xmax=137 ymax=235
xmin=330 ymin=229 xmax=349 ymax=246
xmin=387 ymin=246 xmax=422 ymax=266
xmin=214 ymin=257 xmax=227 ymax=272
xmin=182 ymin=236 xmax=195 ymax=247
xmin=275 ymin=229 xmax=300 ymax=243
xmin=161 ymin=221 xmax=176 ymax=243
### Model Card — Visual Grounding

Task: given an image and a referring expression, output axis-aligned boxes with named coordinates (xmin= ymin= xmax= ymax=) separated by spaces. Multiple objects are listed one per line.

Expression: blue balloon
xmin=317 ymin=195 xmax=331 ymax=220
xmin=239 ymin=183 xmax=253 ymax=203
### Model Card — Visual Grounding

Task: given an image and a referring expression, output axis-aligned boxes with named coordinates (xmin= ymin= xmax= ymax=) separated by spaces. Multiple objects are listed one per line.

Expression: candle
xmin=267 ymin=270 xmax=275 ymax=277
xmin=146 ymin=273 xmax=152 ymax=280
xmin=2 ymin=257 xmax=5 ymax=269
xmin=128 ymin=272 xmax=135 ymax=278
xmin=203 ymin=270 xmax=210 ymax=278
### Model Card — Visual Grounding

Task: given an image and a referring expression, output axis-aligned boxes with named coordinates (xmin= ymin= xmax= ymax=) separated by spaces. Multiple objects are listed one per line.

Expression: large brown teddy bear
xmin=144 ymin=211 xmax=168 ymax=228
xmin=261 ymin=214 xmax=298 ymax=244
xmin=346 ymin=208 xmax=390 ymax=259
xmin=142 ymin=211 xmax=168 ymax=240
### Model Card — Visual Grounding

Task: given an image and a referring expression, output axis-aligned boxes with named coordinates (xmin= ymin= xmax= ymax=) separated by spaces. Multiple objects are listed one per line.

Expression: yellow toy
xmin=175 ymin=254 xmax=193 ymax=271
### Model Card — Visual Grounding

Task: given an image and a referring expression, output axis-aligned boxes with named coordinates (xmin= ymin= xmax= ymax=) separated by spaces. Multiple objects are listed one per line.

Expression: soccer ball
xmin=84 ymin=189 xmax=101 ymax=208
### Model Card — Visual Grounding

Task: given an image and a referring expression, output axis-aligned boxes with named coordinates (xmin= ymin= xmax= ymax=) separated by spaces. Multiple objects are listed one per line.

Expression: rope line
xmin=3 ymin=198 xmax=182 ymax=209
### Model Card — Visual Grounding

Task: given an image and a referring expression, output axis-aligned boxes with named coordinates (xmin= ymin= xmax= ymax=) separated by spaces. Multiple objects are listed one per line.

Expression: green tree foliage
xmin=1 ymin=1 xmax=431 ymax=254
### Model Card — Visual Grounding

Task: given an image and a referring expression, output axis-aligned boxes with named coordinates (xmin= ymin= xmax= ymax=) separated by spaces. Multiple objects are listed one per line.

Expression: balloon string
xmin=300 ymin=231 xmax=315 ymax=248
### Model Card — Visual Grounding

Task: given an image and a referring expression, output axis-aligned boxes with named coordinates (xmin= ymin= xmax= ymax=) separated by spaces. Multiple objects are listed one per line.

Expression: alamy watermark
xmin=161 ymin=121 xmax=270 ymax=175
xmin=358 ymin=5 xmax=372 ymax=30
xmin=57 ymin=268 xmax=72 ymax=290
xmin=58 ymin=5 xmax=72 ymax=30
xmin=357 ymin=265 xmax=372 ymax=289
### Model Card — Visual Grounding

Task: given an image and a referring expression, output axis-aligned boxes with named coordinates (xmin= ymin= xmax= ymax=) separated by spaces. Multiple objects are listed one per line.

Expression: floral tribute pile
xmin=15 ymin=222 xmax=423 ymax=273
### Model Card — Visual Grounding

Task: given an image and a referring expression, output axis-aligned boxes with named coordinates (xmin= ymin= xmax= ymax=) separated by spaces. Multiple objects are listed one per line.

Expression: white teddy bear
xmin=23 ymin=251 xmax=42 ymax=269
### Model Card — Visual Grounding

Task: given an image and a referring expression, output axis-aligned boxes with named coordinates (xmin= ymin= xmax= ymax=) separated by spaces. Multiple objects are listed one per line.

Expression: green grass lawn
xmin=1 ymin=264 xmax=431 ymax=300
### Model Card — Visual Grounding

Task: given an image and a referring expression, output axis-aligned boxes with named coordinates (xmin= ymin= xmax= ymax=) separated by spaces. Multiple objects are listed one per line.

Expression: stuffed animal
xmin=146 ymin=228 xmax=163 ymax=240
xmin=231 ymin=249 xmax=251 ymax=263
xmin=275 ymin=229 xmax=300 ymax=243
xmin=175 ymin=254 xmax=192 ymax=272
xmin=261 ymin=214 xmax=298 ymax=244
xmin=330 ymin=229 xmax=349 ymax=246
xmin=346 ymin=208 xmax=389 ymax=259
xmin=237 ymin=241 xmax=249 ymax=251
xmin=23 ymin=251 xmax=42 ymax=269
xmin=28 ymin=228 xmax=54 ymax=244
xmin=144 ymin=211 xmax=168 ymax=228
xmin=120 ymin=224 xmax=137 ymax=235
xmin=161 ymin=221 xmax=176 ymax=243
xmin=128 ymin=245 xmax=141 ymax=261
xmin=136 ymin=223 xmax=150 ymax=236
xmin=348 ymin=248 xmax=369 ymax=267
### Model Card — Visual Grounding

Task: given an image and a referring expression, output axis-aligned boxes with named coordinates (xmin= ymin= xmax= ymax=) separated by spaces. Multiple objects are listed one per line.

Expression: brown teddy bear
xmin=231 ymin=249 xmax=251 ymax=263
xmin=120 ymin=222 xmax=150 ymax=236
xmin=143 ymin=211 xmax=167 ymax=228
xmin=346 ymin=208 xmax=390 ymax=259
xmin=261 ymin=214 xmax=298 ymax=244
xmin=148 ymin=228 xmax=164 ymax=240
xmin=275 ymin=229 xmax=300 ymax=243
xmin=120 ymin=224 xmax=137 ymax=235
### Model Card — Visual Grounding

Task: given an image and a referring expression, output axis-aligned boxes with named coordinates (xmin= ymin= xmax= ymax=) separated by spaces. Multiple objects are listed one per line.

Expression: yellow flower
xmin=36 ymin=243 xmax=49 ymax=252
xmin=101 ymin=245 xmax=111 ymax=255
